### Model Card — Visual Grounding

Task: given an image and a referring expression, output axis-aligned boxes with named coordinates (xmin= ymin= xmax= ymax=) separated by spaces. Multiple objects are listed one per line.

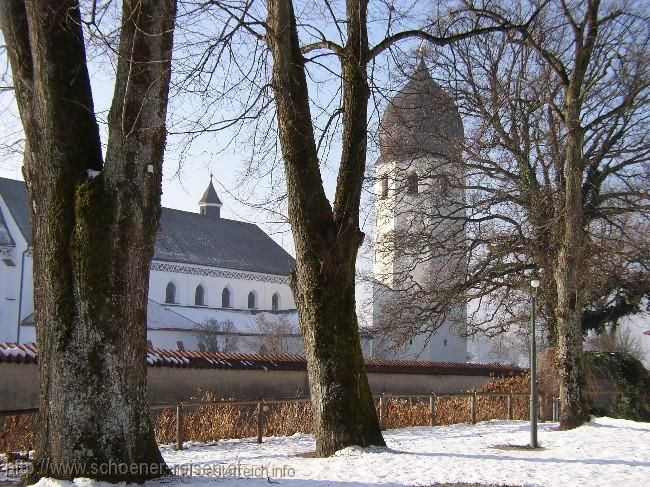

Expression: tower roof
xmin=379 ymin=59 xmax=463 ymax=160
xmin=199 ymin=178 xmax=222 ymax=206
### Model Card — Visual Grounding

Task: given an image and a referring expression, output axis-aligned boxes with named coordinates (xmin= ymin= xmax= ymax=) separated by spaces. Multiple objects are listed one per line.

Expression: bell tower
xmin=373 ymin=59 xmax=467 ymax=361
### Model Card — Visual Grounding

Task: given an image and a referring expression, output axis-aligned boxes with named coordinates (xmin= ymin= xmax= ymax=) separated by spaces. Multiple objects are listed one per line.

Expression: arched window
xmin=165 ymin=282 xmax=176 ymax=304
xmin=195 ymin=285 xmax=205 ymax=306
xmin=380 ymin=174 xmax=388 ymax=199
xmin=271 ymin=293 xmax=280 ymax=312
xmin=406 ymin=172 xmax=418 ymax=195
xmin=222 ymin=287 xmax=231 ymax=308
xmin=248 ymin=291 xmax=256 ymax=309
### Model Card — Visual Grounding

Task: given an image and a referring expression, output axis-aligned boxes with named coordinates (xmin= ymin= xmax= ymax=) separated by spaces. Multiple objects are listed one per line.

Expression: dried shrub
xmin=0 ymin=413 xmax=36 ymax=455
xmin=378 ymin=376 xmax=532 ymax=429
xmin=3 ymin=377 xmax=535 ymax=453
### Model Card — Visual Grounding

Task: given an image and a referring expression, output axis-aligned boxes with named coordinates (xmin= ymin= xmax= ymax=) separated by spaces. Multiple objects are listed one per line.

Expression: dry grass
xmin=1 ymin=377 xmax=532 ymax=454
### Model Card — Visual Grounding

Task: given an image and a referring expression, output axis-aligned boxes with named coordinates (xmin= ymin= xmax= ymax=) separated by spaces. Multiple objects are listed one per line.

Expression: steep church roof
xmin=198 ymin=178 xmax=222 ymax=206
xmin=0 ymin=177 xmax=295 ymax=276
xmin=379 ymin=59 xmax=463 ymax=161
xmin=156 ymin=208 xmax=294 ymax=275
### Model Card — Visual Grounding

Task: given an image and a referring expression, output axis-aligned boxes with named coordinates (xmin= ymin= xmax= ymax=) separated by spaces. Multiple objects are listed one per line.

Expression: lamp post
xmin=530 ymin=278 xmax=540 ymax=448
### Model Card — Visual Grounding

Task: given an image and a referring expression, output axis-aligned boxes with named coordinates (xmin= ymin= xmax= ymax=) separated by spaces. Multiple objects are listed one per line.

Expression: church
xmin=0 ymin=176 xmax=301 ymax=354
xmin=0 ymin=60 xmax=468 ymax=362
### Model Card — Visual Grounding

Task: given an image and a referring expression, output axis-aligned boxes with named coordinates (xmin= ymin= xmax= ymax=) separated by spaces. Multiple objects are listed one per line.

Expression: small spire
xmin=199 ymin=176 xmax=223 ymax=218
xmin=417 ymin=39 xmax=427 ymax=59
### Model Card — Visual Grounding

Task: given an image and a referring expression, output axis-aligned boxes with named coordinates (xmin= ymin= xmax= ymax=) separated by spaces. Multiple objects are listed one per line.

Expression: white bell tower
xmin=373 ymin=59 xmax=468 ymax=362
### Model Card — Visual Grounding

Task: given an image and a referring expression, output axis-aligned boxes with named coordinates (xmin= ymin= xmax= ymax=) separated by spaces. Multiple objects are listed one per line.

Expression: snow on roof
xmin=0 ymin=342 xmax=523 ymax=376
xmin=146 ymin=299 xmax=199 ymax=330
xmin=0 ymin=342 xmax=37 ymax=363
xmin=168 ymin=305 xmax=299 ymax=334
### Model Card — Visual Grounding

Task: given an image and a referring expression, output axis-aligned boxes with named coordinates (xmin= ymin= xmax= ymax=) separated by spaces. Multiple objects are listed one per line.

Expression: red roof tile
xmin=0 ymin=342 xmax=523 ymax=377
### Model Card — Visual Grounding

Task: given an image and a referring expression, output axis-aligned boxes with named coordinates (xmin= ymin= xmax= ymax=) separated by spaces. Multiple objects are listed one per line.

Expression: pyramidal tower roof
xmin=379 ymin=59 xmax=463 ymax=160
xmin=199 ymin=177 xmax=223 ymax=206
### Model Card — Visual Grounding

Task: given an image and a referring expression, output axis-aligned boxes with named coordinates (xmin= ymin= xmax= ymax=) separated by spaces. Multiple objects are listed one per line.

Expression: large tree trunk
xmin=554 ymin=107 xmax=590 ymax=429
xmin=0 ymin=0 xmax=176 ymax=481
xmin=552 ymin=1 xmax=600 ymax=430
xmin=554 ymin=161 xmax=589 ymax=429
xmin=266 ymin=0 xmax=384 ymax=456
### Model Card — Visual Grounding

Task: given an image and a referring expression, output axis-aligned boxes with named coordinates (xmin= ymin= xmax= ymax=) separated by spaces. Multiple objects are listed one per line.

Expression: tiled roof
xmin=0 ymin=343 xmax=37 ymax=363
xmin=0 ymin=342 xmax=523 ymax=376
xmin=0 ymin=177 xmax=295 ymax=276
xmin=155 ymin=208 xmax=294 ymax=275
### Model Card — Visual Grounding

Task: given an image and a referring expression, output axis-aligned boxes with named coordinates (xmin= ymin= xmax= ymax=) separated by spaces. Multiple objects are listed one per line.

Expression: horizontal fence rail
xmin=0 ymin=392 xmax=555 ymax=450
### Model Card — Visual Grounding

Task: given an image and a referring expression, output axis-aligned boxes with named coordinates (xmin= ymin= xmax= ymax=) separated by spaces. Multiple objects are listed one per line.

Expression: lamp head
xmin=531 ymin=279 xmax=540 ymax=289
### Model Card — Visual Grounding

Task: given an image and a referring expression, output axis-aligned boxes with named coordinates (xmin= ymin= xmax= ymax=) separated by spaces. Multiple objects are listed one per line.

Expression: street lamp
xmin=530 ymin=278 xmax=540 ymax=448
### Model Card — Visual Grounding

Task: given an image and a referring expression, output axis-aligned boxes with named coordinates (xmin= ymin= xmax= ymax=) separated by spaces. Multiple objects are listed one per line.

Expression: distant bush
xmin=585 ymin=351 xmax=650 ymax=421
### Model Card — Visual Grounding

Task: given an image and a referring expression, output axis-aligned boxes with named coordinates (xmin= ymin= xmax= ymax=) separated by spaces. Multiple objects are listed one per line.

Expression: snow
xmin=12 ymin=417 xmax=650 ymax=486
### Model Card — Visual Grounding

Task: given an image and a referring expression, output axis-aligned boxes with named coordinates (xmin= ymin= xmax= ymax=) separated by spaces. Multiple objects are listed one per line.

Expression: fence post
xmin=552 ymin=397 xmax=557 ymax=422
xmin=176 ymin=403 xmax=184 ymax=451
xmin=471 ymin=392 xmax=477 ymax=425
xmin=429 ymin=394 xmax=436 ymax=426
xmin=507 ymin=394 xmax=514 ymax=420
xmin=256 ymin=402 xmax=264 ymax=444
xmin=379 ymin=394 xmax=387 ymax=430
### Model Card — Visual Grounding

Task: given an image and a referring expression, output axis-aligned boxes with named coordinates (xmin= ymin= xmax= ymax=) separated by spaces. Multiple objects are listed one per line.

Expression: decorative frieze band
xmin=0 ymin=246 xmax=13 ymax=257
xmin=150 ymin=261 xmax=289 ymax=284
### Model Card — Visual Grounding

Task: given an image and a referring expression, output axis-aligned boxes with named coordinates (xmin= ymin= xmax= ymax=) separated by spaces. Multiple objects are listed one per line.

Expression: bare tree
xmin=262 ymin=0 xmax=538 ymax=455
xmin=0 ymin=0 xmax=176 ymax=480
xmin=245 ymin=313 xmax=303 ymax=355
xmin=196 ymin=318 xmax=239 ymax=352
xmin=373 ymin=0 xmax=649 ymax=429
xmin=586 ymin=324 xmax=646 ymax=362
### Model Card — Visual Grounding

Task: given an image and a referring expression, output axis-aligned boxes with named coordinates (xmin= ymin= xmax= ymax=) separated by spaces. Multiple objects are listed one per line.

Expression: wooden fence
xmin=150 ymin=392 xmax=551 ymax=450
xmin=0 ymin=392 xmax=564 ymax=451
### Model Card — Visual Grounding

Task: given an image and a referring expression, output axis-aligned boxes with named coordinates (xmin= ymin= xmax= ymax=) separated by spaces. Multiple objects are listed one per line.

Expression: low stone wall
xmin=0 ymin=363 xmax=496 ymax=412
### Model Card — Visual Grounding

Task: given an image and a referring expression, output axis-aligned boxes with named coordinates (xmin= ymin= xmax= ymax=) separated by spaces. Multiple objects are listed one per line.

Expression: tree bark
xmin=0 ymin=0 xmax=176 ymax=481
xmin=266 ymin=0 xmax=384 ymax=457
xmin=553 ymin=0 xmax=600 ymax=429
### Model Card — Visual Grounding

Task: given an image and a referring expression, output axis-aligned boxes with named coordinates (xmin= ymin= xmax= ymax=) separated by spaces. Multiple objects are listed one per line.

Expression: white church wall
xmin=0 ymin=253 xmax=19 ymax=343
xmin=17 ymin=324 xmax=35 ymax=343
xmin=149 ymin=262 xmax=295 ymax=312
xmin=0 ymin=193 xmax=33 ymax=343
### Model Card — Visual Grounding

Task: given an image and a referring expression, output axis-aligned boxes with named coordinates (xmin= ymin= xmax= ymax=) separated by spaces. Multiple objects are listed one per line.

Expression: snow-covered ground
xmin=5 ymin=417 xmax=645 ymax=487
